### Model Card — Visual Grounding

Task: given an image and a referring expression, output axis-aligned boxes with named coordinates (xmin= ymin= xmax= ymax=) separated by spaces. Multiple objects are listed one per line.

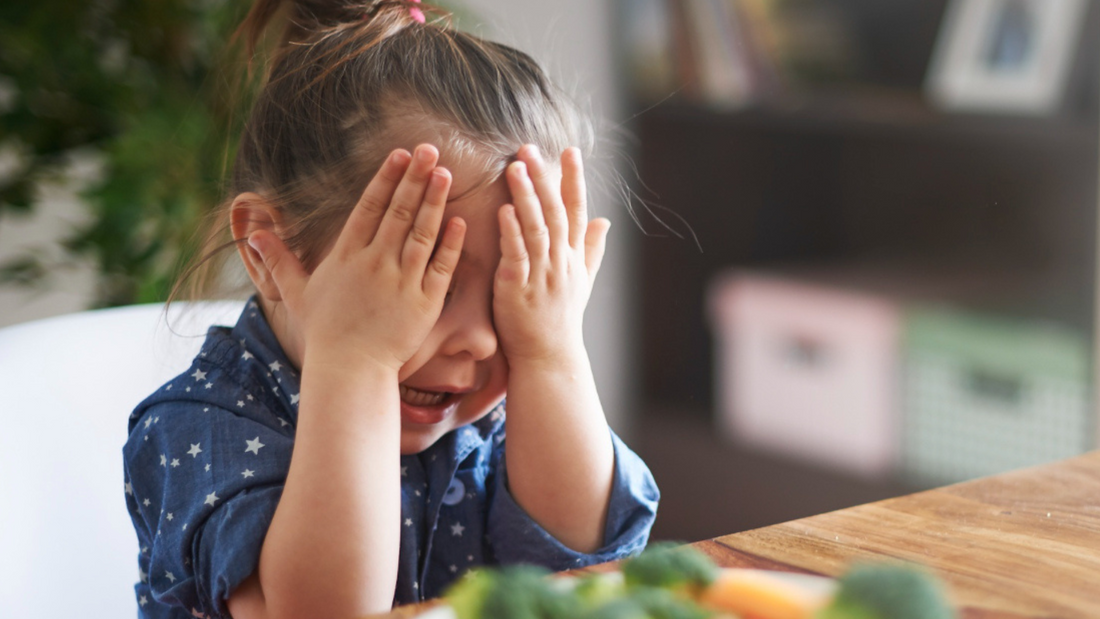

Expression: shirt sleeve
xmin=485 ymin=428 xmax=660 ymax=570
xmin=124 ymin=399 xmax=291 ymax=618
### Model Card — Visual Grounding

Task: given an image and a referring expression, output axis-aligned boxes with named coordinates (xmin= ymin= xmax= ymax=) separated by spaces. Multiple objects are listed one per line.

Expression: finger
xmin=584 ymin=218 xmax=611 ymax=285
xmin=497 ymin=204 xmax=530 ymax=285
xmin=506 ymin=160 xmax=549 ymax=266
xmin=401 ymin=167 xmax=452 ymax=271
xmin=517 ymin=144 xmax=568 ymax=259
xmin=336 ymin=148 xmax=412 ymax=255
xmin=373 ymin=144 xmax=439 ymax=251
xmin=423 ymin=217 xmax=466 ymax=300
xmin=248 ymin=230 xmax=309 ymax=311
xmin=561 ymin=147 xmax=589 ymax=250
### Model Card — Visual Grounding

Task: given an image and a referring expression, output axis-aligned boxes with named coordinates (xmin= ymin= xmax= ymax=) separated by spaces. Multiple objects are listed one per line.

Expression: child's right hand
xmin=246 ymin=145 xmax=466 ymax=374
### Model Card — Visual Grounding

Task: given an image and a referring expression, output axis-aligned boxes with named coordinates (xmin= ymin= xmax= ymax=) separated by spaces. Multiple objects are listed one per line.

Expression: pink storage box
xmin=707 ymin=271 xmax=901 ymax=477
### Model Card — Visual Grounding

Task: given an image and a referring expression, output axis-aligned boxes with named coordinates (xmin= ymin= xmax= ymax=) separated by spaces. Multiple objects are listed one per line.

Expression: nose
xmin=439 ymin=298 xmax=498 ymax=362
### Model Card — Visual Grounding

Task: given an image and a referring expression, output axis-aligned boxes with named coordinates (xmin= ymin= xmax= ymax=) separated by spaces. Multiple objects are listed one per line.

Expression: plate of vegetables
xmin=420 ymin=543 xmax=955 ymax=619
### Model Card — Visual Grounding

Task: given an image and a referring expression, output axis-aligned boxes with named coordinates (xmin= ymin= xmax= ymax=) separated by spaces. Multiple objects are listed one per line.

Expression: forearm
xmin=252 ymin=358 xmax=402 ymax=618
xmin=504 ymin=350 xmax=615 ymax=553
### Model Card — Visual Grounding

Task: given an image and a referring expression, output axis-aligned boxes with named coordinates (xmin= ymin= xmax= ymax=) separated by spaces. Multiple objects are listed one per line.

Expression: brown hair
xmin=173 ymin=0 xmax=593 ymax=302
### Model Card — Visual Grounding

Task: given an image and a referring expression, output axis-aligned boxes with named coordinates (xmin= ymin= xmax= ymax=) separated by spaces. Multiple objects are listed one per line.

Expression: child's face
xmin=394 ymin=153 xmax=513 ymax=454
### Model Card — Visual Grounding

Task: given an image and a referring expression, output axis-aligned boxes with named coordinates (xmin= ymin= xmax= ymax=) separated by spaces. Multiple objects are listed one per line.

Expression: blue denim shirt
xmin=123 ymin=298 xmax=660 ymax=618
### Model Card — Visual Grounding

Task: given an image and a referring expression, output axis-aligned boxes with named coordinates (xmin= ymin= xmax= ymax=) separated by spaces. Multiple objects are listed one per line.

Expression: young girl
xmin=122 ymin=1 xmax=659 ymax=617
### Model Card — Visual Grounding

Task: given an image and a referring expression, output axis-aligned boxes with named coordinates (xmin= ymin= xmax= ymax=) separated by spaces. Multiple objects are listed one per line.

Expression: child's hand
xmin=493 ymin=145 xmax=610 ymax=367
xmin=248 ymin=145 xmax=466 ymax=373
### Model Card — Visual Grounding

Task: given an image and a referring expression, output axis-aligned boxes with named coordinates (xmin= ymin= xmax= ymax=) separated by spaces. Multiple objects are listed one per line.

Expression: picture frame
xmin=926 ymin=0 xmax=1089 ymax=116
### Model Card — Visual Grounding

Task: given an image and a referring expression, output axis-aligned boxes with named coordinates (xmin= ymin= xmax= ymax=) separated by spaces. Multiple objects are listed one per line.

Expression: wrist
xmin=505 ymin=342 xmax=591 ymax=376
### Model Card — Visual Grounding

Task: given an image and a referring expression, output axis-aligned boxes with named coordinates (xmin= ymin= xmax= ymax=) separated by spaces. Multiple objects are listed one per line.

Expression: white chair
xmin=0 ymin=301 xmax=245 ymax=619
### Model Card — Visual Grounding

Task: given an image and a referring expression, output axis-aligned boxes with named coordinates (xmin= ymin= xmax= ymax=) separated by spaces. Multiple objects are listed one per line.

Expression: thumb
xmin=248 ymin=230 xmax=308 ymax=309
xmin=584 ymin=218 xmax=610 ymax=286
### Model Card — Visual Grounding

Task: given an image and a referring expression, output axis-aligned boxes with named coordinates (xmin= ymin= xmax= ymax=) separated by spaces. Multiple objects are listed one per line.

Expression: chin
xmin=399 ymin=428 xmax=447 ymax=455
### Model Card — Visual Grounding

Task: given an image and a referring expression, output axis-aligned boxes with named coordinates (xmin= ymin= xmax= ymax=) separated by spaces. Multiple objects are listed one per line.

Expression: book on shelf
xmin=618 ymin=0 xmax=784 ymax=108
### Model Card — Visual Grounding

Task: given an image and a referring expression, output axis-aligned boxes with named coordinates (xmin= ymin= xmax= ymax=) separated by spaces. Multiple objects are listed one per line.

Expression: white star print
xmin=204 ymin=492 xmax=219 ymax=506
xmin=203 ymin=407 xmax=209 ymax=412
xmin=450 ymin=565 xmax=457 ymax=573
xmin=415 ymin=490 xmax=421 ymax=496
xmin=171 ymin=459 xmax=180 ymax=468
xmin=242 ymin=469 xmax=255 ymax=479
xmin=142 ymin=546 xmax=148 ymax=554
xmin=186 ymin=387 xmax=191 ymax=392
xmin=187 ymin=443 xmax=202 ymax=458
xmin=269 ymin=360 xmax=282 ymax=372
xmin=145 ymin=417 xmax=152 ymax=429
xmin=245 ymin=437 xmax=265 ymax=455
xmin=205 ymin=382 xmax=213 ymax=389
xmin=160 ymin=454 xmax=167 ymax=467
xmin=467 ymin=555 xmax=473 ymax=562
xmin=242 ymin=350 xmax=254 ymax=360
xmin=154 ymin=417 xmax=159 ymax=423
xmin=191 ymin=368 xmax=207 ymax=381
xmin=139 ymin=595 xmax=148 ymax=606
xmin=246 ymin=394 xmax=254 ymax=401
xmin=290 ymin=393 xmax=300 ymax=405
xmin=143 ymin=498 xmax=151 ymax=507
xmin=451 ymin=522 xmax=465 ymax=537
xmin=205 ymin=464 xmax=211 ymax=472
xmin=401 ymin=466 xmax=408 ymax=477
xmin=144 ymin=435 xmax=149 ymax=441
xmin=125 ymin=481 xmax=133 ymax=495
xmin=272 ymin=386 xmax=279 ymax=395
xmin=182 ymin=523 xmax=188 ymax=531
xmin=165 ymin=571 xmax=176 ymax=583
xmin=237 ymin=400 xmax=245 ymax=408
xmin=139 ymin=567 xmax=148 ymax=583
xmin=278 ymin=418 xmax=289 ymax=427
xmin=405 ymin=518 xmax=413 ymax=527
xmin=166 ymin=384 xmax=172 ymax=391
xmin=166 ymin=512 xmax=174 ymax=521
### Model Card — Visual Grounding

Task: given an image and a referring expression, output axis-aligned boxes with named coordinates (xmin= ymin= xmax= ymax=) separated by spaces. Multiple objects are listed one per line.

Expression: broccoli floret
xmin=445 ymin=565 xmax=581 ymax=619
xmin=574 ymin=572 xmax=627 ymax=609
xmin=445 ymin=568 xmax=497 ymax=619
xmin=582 ymin=587 xmax=716 ymax=619
xmin=818 ymin=563 xmax=955 ymax=619
xmin=621 ymin=543 xmax=719 ymax=594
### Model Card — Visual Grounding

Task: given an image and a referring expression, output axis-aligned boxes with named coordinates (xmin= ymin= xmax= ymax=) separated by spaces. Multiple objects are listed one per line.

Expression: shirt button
xmin=442 ymin=478 xmax=465 ymax=506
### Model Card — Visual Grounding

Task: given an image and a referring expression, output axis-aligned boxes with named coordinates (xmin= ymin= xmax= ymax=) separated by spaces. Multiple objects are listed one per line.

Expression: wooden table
xmin=390 ymin=451 xmax=1100 ymax=618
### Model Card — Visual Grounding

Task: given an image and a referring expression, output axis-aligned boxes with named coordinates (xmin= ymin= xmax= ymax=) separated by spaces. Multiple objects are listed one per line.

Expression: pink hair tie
xmin=409 ymin=0 xmax=425 ymax=24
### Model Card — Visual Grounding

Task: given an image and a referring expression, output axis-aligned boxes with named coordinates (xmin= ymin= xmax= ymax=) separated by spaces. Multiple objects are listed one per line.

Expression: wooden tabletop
xmin=389 ymin=451 xmax=1100 ymax=618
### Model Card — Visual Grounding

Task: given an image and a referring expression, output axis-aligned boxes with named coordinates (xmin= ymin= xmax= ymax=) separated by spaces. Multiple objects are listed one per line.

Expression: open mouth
xmin=399 ymin=384 xmax=453 ymax=407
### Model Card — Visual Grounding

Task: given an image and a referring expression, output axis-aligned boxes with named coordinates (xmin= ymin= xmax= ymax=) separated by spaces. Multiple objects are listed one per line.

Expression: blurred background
xmin=2 ymin=0 xmax=1099 ymax=550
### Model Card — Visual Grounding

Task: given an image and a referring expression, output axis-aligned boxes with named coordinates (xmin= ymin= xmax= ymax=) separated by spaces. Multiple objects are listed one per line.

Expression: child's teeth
xmin=400 ymin=385 xmax=448 ymax=406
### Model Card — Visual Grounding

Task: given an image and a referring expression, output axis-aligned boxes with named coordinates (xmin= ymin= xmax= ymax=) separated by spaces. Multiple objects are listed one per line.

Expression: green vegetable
xmin=573 ymin=572 xmax=627 ymax=609
xmin=446 ymin=565 xmax=581 ymax=619
xmin=620 ymin=543 xmax=719 ymax=593
xmin=581 ymin=587 xmax=715 ymax=619
xmin=817 ymin=563 xmax=955 ymax=619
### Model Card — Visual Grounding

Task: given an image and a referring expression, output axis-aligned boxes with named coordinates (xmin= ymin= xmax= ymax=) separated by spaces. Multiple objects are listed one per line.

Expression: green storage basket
xmin=902 ymin=308 xmax=1092 ymax=485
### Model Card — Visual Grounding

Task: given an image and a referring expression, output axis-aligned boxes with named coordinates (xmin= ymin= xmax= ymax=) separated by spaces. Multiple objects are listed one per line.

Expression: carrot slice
xmin=700 ymin=569 xmax=832 ymax=619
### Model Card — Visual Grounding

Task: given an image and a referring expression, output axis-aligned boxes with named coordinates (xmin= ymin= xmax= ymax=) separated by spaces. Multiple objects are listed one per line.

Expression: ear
xmin=230 ymin=192 xmax=285 ymax=303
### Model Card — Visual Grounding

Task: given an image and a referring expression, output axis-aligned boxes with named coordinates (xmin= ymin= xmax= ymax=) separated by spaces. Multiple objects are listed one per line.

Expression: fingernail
xmin=391 ymin=149 xmax=411 ymax=165
xmin=526 ymin=144 xmax=541 ymax=161
xmin=430 ymin=168 xmax=449 ymax=187
xmin=511 ymin=161 xmax=527 ymax=177
xmin=416 ymin=145 xmax=435 ymax=163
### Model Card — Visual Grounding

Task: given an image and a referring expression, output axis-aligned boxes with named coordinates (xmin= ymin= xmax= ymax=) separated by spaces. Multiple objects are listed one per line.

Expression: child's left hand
xmin=493 ymin=145 xmax=610 ymax=368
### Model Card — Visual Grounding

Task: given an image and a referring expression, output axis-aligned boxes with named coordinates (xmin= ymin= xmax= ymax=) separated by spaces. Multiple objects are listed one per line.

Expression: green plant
xmin=0 ymin=0 xmax=255 ymax=307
